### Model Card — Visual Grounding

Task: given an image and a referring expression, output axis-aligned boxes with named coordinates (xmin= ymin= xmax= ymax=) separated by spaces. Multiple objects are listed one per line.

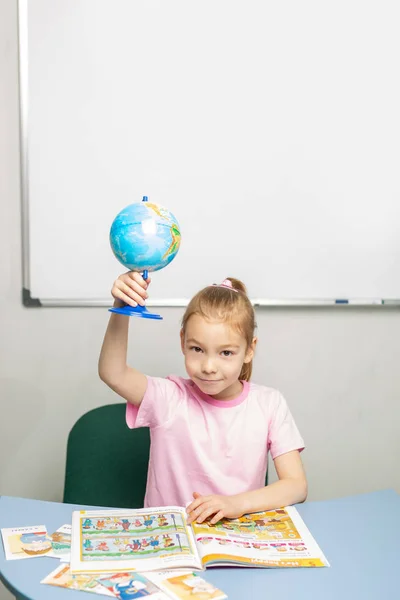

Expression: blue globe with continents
xmin=110 ymin=198 xmax=181 ymax=273
xmin=109 ymin=196 xmax=181 ymax=320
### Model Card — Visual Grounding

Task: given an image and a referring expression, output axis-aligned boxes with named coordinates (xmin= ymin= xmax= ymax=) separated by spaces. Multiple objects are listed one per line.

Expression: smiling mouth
xmin=198 ymin=378 xmax=222 ymax=383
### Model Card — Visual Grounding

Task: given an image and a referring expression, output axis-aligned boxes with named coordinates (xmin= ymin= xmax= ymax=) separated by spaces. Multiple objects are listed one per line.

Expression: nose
xmin=201 ymin=356 xmax=217 ymax=374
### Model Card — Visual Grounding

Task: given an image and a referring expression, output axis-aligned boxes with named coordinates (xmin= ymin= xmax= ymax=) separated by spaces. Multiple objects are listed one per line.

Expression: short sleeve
xmin=126 ymin=376 xmax=184 ymax=429
xmin=268 ymin=392 xmax=305 ymax=459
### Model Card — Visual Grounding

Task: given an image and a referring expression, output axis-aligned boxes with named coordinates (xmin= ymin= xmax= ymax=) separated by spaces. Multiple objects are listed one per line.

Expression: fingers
xmin=210 ymin=510 xmax=224 ymax=525
xmin=111 ymin=272 xmax=150 ymax=307
xmin=195 ymin=505 xmax=220 ymax=524
xmin=186 ymin=494 xmax=211 ymax=522
xmin=187 ymin=499 xmax=216 ymax=524
xmin=187 ymin=493 xmax=203 ymax=513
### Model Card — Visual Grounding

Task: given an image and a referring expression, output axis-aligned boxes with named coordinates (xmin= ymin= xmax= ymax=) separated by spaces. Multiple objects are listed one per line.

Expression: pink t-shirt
xmin=126 ymin=376 xmax=304 ymax=508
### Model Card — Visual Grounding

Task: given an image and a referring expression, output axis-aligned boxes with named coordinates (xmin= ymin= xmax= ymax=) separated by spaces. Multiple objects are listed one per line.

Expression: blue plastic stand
xmin=109 ymin=304 xmax=162 ymax=319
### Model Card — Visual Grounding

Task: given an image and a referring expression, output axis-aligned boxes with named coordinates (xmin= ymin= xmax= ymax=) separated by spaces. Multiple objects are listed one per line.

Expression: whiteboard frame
xmin=17 ymin=0 xmax=400 ymax=309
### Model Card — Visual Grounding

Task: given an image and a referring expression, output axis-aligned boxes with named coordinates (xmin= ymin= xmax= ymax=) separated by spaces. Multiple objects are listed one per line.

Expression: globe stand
xmin=109 ymin=304 xmax=162 ymax=320
xmin=108 ymin=268 xmax=163 ymax=319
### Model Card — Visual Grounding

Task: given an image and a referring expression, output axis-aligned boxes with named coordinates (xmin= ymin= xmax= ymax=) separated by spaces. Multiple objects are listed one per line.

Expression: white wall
xmin=1 ymin=1 xmax=399 ymax=598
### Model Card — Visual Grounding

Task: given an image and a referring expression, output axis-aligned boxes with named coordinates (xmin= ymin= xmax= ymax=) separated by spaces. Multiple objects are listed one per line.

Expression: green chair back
xmin=63 ymin=403 xmax=149 ymax=508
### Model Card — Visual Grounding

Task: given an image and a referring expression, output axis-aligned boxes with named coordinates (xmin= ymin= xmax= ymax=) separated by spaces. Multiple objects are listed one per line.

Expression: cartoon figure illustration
xmin=126 ymin=539 xmax=142 ymax=553
xmin=167 ymin=573 xmax=218 ymax=596
xmin=157 ymin=514 xmax=168 ymax=527
xmin=234 ymin=540 xmax=251 ymax=548
xmin=198 ymin=536 xmax=213 ymax=545
xmin=181 ymin=575 xmax=217 ymax=595
xmin=96 ymin=520 xmax=105 ymax=530
xmin=238 ymin=522 xmax=254 ymax=533
xmin=162 ymin=534 xmax=174 ymax=548
xmin=83 ymin=539 xmax=93 ymax=551
xmin=120 ymin=519 xmax=131 ymax=531
xmin=254 ymin=518 xmax=269 ymax=528
xmin=273 ymin=543 xmax=287 ymax=552
xmin=96 ymin=541 xmax=109 ymax=552
xmin=103 ymin=518 xmax=117 ymax=530
xmin=114 ymin=579 xmax=147 ymax=599
xmin=270 ymin=531 xmax=283 ymax=539
xmin=140 ymin=537 xmax=150 ymax=548
xmin=252 ymin=542 xmax=264 ymax=549
xmin=50 ymin=531 xmax=68 ymax=544
xmin=134 ymin=519 xmax=142 ymax=528
xmin=114 ymin=538 xmax=128 ymax=552
xmin=143 ymin=516 xmax=154 ymax=529
xmin=82 ymin=519 xmax=92 ymax=529
xmin=221 ymin=523 xmax=235 ymax=531
xmin=149 ymin=536 xmax=160 ymax=550
xmin=251 ymin=541 xmax=268 ymax=550
xmin=217 ymin=538 xmax=231 ymax=546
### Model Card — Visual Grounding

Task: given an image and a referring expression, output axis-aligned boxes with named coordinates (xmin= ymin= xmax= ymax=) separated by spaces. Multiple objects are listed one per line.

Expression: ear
xmin=244 ymin=337 xmax=257 ymax=363
xmin=180 ymin=328 xmax=185 ymax=354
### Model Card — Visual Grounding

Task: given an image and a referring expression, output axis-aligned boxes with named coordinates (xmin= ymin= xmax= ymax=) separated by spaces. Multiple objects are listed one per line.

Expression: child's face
xmin=181 ymin=314 xmax=256 ymax=400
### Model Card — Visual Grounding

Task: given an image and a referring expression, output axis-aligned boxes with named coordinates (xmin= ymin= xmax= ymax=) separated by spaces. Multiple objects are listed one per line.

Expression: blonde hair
xmin=181 ymin=277 xmax=256 ymax=381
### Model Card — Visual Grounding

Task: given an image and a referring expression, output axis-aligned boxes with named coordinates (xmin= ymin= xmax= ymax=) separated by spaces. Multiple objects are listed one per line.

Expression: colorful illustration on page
xmin=96 ymin=572 xmax=168 ymax=599
xmin=80 ymin=512 xmax=191 ymax=562
xmin=193 ymin=508 xmax=301 ymax=541
xmin=41 ymin=563 xmax=114 ymax=596
xmin=148 ymin=570 xmax=227 ymax=600
xmin=1 ymin=526 xmax=52 ymax=560
xmin=193 ymin=507 xmax=329 ymax=567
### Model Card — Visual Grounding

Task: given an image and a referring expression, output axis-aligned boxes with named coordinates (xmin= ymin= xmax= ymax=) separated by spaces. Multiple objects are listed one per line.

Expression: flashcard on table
xmin=41 ymin=563 xmax=115 ymax=596
xmin=48 ymin=524 xmax=71 ymax=560
xmin=1 ymin=525 xmax=52 ymax=560
xmin=147 ymin=570 xmax=227 ymax=600
xmin=96 ymin=572 xmax=168 ymax=599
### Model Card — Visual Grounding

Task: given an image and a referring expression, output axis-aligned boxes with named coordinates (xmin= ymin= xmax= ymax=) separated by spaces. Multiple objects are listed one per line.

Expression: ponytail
xmin=225 ymin=277 xmax=247 ymax=295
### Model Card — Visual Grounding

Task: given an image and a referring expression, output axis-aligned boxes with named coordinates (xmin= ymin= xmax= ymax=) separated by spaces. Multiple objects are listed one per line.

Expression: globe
xmin=109 ymin=199 xmax=181 ymax=273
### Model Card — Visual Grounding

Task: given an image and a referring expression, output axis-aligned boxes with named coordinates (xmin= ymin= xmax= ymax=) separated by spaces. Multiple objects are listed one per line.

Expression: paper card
xmin=1 ymin=525 xmax=52 ymax=560
xmin=48 ymin=524 xmax=71 ymax=559
xmin=97 ymin=572 xmax=168 ymax=599
xmin=41 ymin=563 xmax=115 ymax=596
xmin=147 ymin=570 xmax=227 ymax=600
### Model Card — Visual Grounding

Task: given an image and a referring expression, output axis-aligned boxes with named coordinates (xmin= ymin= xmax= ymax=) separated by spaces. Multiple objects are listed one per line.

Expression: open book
xmin=70 ymin=505 xmax=329 ymax=574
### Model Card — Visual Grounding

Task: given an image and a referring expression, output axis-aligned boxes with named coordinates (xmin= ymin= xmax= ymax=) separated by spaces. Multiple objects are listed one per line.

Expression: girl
xmin=99 ymin=272 xmax=307 ymax=524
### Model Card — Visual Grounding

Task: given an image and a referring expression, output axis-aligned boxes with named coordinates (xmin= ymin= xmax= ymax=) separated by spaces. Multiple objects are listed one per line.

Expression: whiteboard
xmin=20 ymin=0 xmax=400 ymax=306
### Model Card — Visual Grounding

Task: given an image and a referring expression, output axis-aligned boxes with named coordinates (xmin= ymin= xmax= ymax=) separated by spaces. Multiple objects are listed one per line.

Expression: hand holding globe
xmin=109 ymin=196 xmax=181 ymax=319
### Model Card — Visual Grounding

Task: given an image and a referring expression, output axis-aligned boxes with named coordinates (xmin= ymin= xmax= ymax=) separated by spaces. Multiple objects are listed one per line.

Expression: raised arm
xmin=98 ymin=272 xmax=150 ymax=406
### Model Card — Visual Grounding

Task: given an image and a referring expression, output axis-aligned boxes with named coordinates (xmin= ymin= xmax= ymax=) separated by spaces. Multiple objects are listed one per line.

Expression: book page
xmin=70 ymin=507 xmax=202 ymax=574
xmin=192 ymin=506 xmax=329 ymax=568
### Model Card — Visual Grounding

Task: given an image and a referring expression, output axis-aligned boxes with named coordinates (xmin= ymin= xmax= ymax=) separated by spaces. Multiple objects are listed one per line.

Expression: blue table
xmin=1 ymin=490 xmax=399 ymax=599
